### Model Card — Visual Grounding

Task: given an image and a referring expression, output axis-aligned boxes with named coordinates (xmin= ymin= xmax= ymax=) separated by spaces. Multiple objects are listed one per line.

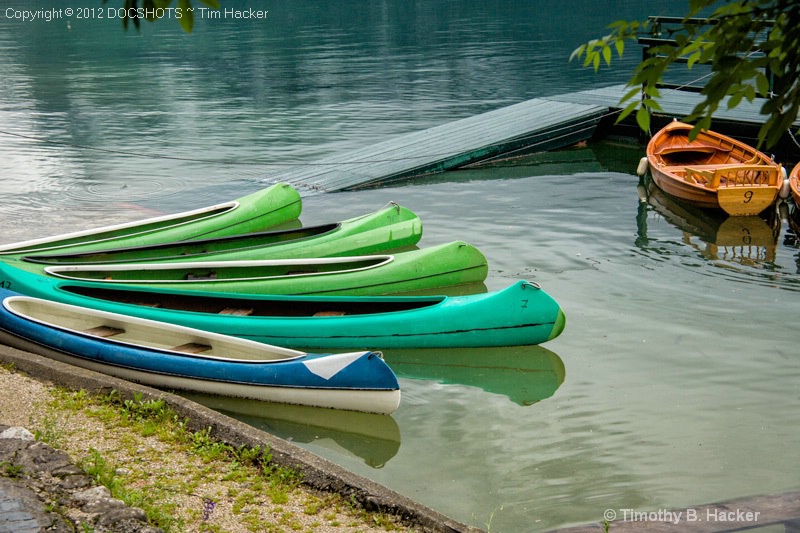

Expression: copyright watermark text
xmin=604 ymin=508 xmax=761 ymax=525
xmin=2 ymin=6 xmax=268 ymax=23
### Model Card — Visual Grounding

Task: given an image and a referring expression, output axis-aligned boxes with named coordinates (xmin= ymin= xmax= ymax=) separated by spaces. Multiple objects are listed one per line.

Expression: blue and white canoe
xmin=0 ymin=288 xmax=400 ymax=415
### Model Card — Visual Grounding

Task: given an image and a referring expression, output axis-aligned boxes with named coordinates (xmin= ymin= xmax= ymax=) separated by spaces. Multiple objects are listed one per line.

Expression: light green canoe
xmin=0 ymin=183 xmax=302 ymax=256
xmin=19 ymin=203 xmax=422 ymax=265
xmin=16 ymin=241 xmax=488 ymax=296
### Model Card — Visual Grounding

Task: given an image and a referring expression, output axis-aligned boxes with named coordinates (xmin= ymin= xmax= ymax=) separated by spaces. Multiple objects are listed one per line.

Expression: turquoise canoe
xmin=0 ymin=261 xmax=565 ymax=349
xmin=19 ymin=203 xmax=422 ymax=265
xmin=0 ymin=183 xmax=302 ymax=256
xmin=21 ymin=241 xmax=488 ymax=296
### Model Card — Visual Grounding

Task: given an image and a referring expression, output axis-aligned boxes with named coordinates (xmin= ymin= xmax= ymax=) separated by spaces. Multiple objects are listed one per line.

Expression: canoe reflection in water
xmin=383 ymin=345 xmax=565 ymax=407
xmin=180 ymin=393 xmax=402 ymax=469
xmin=181 ymin=346 xmax=565 ymax=468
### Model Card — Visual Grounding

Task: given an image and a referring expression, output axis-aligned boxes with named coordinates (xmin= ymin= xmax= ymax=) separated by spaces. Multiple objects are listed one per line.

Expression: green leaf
xmin=643 ymin=98 xmax=663 ymax=112
xmin=178 ymin=0 xmax=193 ymax=32
xmin=727 ymin=92 xmax=743 ymax=109
xmin=602 ymin=45 xmax=612 ymax=66
xmin=616 ymin=101 xmax=640 ymax=123
xmin=569 ymin=45 xmax=586 ymax=62
xmin=200 ymin=0 xmax=220 ymax=8
xmin=687 ymin=51 xmax=701 ymax=69
xmin=636 ymin=106 xmax=651 ymax=133
xmin=620 ymin=86 xmax=641 ymax=104
xmin=615 ymin=39 xmax=625 ymax=58
xmin=755 ymin=73 xmax=770 ymax=97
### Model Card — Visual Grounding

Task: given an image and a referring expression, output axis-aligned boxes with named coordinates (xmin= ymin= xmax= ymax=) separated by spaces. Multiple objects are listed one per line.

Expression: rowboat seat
xmin=655 ymin=145 xmax=723 ymax=156
xmin=684 ymin=164 xmax=780 ymax=188
xmin=170 ymin=342 xmax=211 ymax=354
xmin=84 ymin=325 xmax=125 ymax=338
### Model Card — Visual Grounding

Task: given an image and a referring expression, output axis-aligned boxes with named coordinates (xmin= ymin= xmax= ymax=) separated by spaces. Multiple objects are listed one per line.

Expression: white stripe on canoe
xmin=302 ymin=351 xmax=371 ymax=380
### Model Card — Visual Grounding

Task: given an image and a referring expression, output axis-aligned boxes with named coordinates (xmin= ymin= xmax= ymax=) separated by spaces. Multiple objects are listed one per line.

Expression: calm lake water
xmin=2 ymin=1 xmax=799 ymax=532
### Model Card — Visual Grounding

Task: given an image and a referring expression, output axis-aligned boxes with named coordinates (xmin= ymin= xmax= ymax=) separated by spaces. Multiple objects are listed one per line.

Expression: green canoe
xmin=14 ymin=241 xmax=488 ymax=296
xmin=0 ymin=183 xmax=302 ymax=256
xmin=0 ymin=260 xmax=565 ymax=348
xmin=20 ymin=203 xmax=422 ymax=265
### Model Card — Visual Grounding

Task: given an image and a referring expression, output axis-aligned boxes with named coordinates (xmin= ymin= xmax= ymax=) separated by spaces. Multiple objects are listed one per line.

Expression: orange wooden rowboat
xmin=789 ymin=161 xmax=800 ymax=206
xmin=644 ymin=120 xmax=783 ymax=216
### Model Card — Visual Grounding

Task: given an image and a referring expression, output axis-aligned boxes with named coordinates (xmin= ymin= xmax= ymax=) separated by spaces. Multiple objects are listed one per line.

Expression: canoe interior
xmin=47 ymin=256 xmax=393 ymax=282
xmin=3 ymin=296 xmax=302 ymax=362
xmin=63 ymin=285 xmax=446 ymax=316
xmin=1 ymin=204 xmax=236 ymax=255
xmin=22 ymin=223 xmax=341 ymax=265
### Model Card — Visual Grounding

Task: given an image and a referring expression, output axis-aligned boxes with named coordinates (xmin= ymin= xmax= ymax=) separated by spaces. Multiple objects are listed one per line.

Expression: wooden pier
xmin=271 ymin=99 xmax=608 ymax=193
xmin=270 ymin=84 xmax=800 ymax=194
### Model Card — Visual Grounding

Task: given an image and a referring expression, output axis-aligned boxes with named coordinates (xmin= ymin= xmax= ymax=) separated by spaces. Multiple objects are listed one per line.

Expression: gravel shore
xmin=0 ymin=344 xmax=480 ymax=533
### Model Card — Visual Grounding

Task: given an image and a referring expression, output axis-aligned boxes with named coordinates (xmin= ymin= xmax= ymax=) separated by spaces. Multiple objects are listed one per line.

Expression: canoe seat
xmin=170 ymin=342 xmax=211 ymax=354
xmin=219 ymin=307 xmax=254 ymax=316
xmin=186 ymin=272 xmax=217 ymax=280
xmin=313 ymin=311 xmax=347 ymax=316
xmin=84 ymin=325 xmax=125 ymax=338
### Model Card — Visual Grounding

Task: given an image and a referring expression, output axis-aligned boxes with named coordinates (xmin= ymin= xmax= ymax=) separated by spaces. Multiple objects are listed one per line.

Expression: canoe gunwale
xmin=1 ymin=294 xmax=308 ymax=363
xmin=43 ymin=255 xmax=398 ymax=284
xmin=19 ymin=222 xmax=344 ymax=265
xmin=0 ymin=201 xmax=239 ymax=256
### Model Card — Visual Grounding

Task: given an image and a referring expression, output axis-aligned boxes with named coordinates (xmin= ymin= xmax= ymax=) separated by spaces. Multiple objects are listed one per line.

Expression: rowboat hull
xmin=646 ymin=121 xmax=782 ymax=216
xmin=21 ymin=203 xmax=422 ymax=265
xmin=0 ymin=288 xmax=400 ymax=414
xmin=0 ymin=183 xmax=302 ymax=256
xmin=25 ymin=241 xmax=489 ymax=296
xmin=790 ymin=162 xmax=800 ymax=206
xmin=0 ymin=262 xmax=565 ymax=348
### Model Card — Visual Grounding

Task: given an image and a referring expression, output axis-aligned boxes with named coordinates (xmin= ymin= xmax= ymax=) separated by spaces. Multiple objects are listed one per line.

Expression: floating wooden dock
xmin=269 ymin=84 xmax=800 ymax=193
xmin=270 ymin=99 xmax=609 ymax=193
xmin=554 ymin=84 xmax=800 ymax=160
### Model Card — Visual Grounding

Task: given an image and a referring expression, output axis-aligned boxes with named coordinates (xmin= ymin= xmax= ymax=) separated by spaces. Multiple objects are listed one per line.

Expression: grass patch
xmin=32 ymin=387 xmax=411 ymax=532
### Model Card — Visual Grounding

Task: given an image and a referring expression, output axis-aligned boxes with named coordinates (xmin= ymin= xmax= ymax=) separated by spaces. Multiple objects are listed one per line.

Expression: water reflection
xmin=383 ymin=345 xmax=565 ymax=406
xmin=179 ymin=393 xmax=401 ymax=469
xmin=787 ymin=206 xmax=800 ymax=274
xmin=636 ymin=176 xmax=781 ymax=267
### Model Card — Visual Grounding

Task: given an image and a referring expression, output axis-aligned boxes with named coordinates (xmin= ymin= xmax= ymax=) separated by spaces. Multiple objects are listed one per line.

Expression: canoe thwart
xmin=170 ymin=342 xmax=212 ymax=354
xmin=186 ymin=272 xmax=217 ymax=281
xmin=84 ymin=325 xmax=125 ymax=338
xmin=313 ymin=311 xmax=347 ymax=316
xmin=219 ymin=307 xmax=254 ymax=316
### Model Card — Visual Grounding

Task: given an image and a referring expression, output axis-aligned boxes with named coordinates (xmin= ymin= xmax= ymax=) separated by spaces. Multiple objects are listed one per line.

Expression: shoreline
xmin=0 ymin=342 xmax=481 ymax=533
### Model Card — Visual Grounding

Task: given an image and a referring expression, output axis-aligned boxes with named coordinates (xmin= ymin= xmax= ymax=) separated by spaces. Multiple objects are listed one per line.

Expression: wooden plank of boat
xmin=21 ymin=202 xmax=422 ymax=265
xmin=645 ymin=120 xmax=783 ymax=216
xmin=0 ymin=183 xmax=302 ymax=256
xmin=0 ymin=287 xmax=400 ymax=414
xmin=35 ymin=241 xmax=489 ymax=296
xmin=790 ymin=161 xmax=800 ymax=206
xmin=0 ymin=261 xmax=565 ymax=348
